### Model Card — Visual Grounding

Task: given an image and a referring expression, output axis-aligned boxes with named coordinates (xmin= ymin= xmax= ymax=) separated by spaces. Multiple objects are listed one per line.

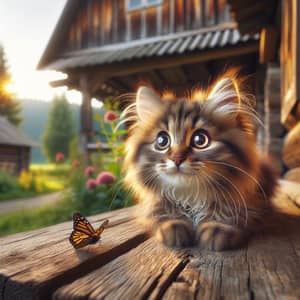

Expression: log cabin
xmin=38 ymin=0 xmax=265 ymax=158
xmin=0 ymin=117 xmax=37 ymax=175
xmin=227 ymin=0 xmax=300 ymax=181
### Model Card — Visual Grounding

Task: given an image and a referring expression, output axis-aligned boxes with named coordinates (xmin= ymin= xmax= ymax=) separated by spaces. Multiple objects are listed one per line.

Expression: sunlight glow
xmin=4 ymin=82 xmax=17 ymax=94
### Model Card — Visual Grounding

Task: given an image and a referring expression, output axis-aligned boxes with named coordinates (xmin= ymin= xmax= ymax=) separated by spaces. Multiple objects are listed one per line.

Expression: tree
xmin=42 ymin=95 xmax=75 ymax=162
xmin=0 ymin=44 xmax=21 ymax=126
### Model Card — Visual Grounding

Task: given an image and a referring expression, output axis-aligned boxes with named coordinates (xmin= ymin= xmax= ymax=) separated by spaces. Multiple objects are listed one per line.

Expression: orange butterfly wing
xmin=73 ymin=212 xmax=95 ymax=235
xmin=69 ymin=213 xmax=109 ymax=249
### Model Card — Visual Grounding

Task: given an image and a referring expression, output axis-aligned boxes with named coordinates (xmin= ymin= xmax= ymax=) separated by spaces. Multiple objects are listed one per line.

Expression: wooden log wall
xmin=0 ymin=145 xmax=30 ymax=175
xmin=66 ymin=0 xmax=231 ymax=52
xmin=280 ymin=0 xmax=300 ymax=183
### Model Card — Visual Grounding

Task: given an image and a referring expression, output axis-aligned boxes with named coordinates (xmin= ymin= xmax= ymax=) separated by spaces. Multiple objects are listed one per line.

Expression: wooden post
xmin=264 ymin=64 xmax=284 ymax=173
xmin=79 ymin=74 xmax=93 ymax=160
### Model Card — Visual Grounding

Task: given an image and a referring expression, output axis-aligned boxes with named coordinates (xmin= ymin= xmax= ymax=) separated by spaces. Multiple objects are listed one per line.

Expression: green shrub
xmin=0 ymin=171 xmax=19 ymax=193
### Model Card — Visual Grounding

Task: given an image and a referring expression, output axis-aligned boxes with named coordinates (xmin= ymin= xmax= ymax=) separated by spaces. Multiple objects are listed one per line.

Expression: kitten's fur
xmin=123 ymin=75 xmax=278 ymax=251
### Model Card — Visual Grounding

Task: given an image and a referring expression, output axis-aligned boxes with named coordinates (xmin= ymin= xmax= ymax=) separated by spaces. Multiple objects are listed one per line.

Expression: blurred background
xmin=0 ymin=0 xmax=298 ymax=237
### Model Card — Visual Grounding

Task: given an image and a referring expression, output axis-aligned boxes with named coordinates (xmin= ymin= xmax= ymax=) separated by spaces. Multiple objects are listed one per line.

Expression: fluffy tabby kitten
xmin=123 ymin=76 xmax=277 ymax=251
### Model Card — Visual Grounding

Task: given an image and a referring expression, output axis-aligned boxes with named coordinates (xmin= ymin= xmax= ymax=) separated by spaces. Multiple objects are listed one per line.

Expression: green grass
xmin=30 ymin=163 xmax=70 ymax=190
xmin=0 ymin=196 xmax=73 ymax=236
xmin=0 ymin=164 xmax=69 ymax=202
xmin=0 ymin=189 xmax=52 ymax=202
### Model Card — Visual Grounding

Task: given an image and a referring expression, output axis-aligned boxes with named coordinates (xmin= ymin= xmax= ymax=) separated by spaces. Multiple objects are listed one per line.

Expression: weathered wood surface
xmin=1 ymin=180 xmax=300 ymax=300
xmin=282 ymin=121 xmax=300 ymax=169
xmin=284 ymin=167 xmax=300 ymax=184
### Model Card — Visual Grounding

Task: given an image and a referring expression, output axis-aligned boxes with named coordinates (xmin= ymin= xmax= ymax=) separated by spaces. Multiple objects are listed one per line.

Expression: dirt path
xmin=0 ymin=191 xmax=64 ymax=215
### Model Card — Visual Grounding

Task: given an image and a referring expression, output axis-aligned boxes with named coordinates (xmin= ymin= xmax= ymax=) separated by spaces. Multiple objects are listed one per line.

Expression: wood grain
xmin=53 ymin=238 xmax=189 ymax=300
xmin=0 ymin=207 xmax=148 ymax=300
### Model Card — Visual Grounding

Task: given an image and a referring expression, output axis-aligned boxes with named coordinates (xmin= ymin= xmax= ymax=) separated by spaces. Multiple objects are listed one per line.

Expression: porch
xmin=1 ymin=180 xmax=300 ymax=300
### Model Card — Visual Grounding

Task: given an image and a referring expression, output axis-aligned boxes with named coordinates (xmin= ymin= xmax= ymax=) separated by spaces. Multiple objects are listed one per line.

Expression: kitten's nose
xmin=172 ymin=156 xmax=184 ymax=167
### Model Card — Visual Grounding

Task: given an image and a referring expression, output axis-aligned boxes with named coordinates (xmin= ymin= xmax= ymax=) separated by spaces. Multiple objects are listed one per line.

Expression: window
xmin=127 ymin=0 xmax=162 ymax=11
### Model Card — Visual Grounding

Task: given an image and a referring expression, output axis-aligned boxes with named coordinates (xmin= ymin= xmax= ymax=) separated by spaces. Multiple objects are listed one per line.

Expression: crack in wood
xmin=246 ymin=245 xmax=255 ymax=300
xmin=151 ymin=258 xmax=190 ymax=300
xmin=0 ymin=276 xmax=8 ymax=300
xmin=38 ymin=233 xmax=148 ymax=300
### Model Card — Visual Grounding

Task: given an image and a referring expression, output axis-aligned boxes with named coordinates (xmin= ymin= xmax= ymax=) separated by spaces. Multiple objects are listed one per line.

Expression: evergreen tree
xmin=42 ymin=95 xmax=75 ymax=162
xmin=0 ymin=44 xmax=21 ymax=126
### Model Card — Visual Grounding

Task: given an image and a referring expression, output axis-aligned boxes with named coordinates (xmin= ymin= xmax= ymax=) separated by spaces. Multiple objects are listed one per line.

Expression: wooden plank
xmin=164 ymin=249 xmax=250 ymax=300
xmin=270 ymin=180 xmax=300 ymax=217
xmin=281 ymin=0 xmax=300 ymax=125
xmin=259 ymin=26 xmax=279 ymax=64
xmin=0 ymin=207 xmax=148 ymax=300
xmin=282 ymin=121 xmax=300 ymax=169
xmin=284 ymin=167 xmax=300 ymax=186
xmin=53 ymin=238 xmax=189 ymax=300
xmin=164 ymin=215 xmax=300 ymax=299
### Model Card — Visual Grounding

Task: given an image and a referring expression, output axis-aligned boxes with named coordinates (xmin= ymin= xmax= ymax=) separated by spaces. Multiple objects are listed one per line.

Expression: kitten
xmin=123 ymin=76 xmax=278 ymax=251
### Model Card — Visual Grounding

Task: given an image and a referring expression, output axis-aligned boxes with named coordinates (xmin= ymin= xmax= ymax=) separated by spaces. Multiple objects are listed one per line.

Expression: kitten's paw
xmin=196 ymin=221 xmax=246 ymax=251
xmin=156 ymin=220 xmax=194 ymax=248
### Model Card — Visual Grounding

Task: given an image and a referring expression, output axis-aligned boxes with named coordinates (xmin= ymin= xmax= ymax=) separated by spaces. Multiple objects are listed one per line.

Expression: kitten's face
xmin=124 ymin=80 xmax=257 ymax=195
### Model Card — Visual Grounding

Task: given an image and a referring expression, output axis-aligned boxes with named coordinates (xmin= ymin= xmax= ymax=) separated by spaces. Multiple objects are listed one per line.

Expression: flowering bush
xmin=72 ymin=159 xmax=80 ymax=168
xmin=18 ymin=170 xmax=46 ymax=193
xmin=67 ymin=103 xmax=133 ymax=216
xmin=85 ymin=166 xmax=94 ymax=177
xmin=55 ymin=152 xmax=64 ymax=163
xmin=104 ymin=111 xmax=118 ymax=122
xmin=86 ymin=179 xmax=97 ymax=190
xmin=96 ymin=172 xmax=116 ymax=185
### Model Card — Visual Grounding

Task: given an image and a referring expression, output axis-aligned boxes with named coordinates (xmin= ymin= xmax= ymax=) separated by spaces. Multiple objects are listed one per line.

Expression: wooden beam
xmin=79 ymin=75 xmax=93 ymax=159
xmin=158 ymin=67 xmax=188 ymax=85
xmin=259 ymin=26 xmax=279 ymax=63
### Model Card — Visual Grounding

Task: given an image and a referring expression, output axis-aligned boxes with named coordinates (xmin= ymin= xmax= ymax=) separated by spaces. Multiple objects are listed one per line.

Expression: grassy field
xmin=0 ymin=164 xmax=69 ymax=202
xmin=0 ymin=194 xmax=73 ymax=236
xmin=30 ymin=163 xmax=69 ymax=190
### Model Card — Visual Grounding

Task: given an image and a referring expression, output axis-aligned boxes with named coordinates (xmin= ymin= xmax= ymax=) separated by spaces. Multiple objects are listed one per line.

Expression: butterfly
xmin=69 ymin=212 xmax=109 ymax=249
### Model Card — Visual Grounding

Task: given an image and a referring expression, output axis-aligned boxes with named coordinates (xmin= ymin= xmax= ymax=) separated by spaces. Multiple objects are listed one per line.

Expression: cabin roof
xmin=37 ymin=0 xmax=79 ymax=69
xmin=0 ymin=117 xmax=38 ymax=148
xmin=227 ymin=0 xmax=279 ymax=34
xmin=42 ymin=25 xmax=259 ymax=71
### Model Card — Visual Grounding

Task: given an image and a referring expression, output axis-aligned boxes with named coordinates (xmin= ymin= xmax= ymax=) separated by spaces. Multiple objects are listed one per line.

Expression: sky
xmin=0 ymin=0 xmax=86 ymax=104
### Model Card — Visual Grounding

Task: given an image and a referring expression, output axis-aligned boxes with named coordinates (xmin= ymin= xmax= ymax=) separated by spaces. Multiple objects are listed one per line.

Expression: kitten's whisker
xmin=207 ymin=160 xmax=268 ymax=205
xmin=203 ymin=171 xmax=237 ymax=223
xmin=208 ymin=168 xmax=248 ymax=226
xmin=201 ymin=169 xmax=237 ymax=223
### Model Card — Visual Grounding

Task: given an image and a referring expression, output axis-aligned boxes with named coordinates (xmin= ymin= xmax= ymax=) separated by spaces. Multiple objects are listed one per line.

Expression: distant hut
xmin=0 ymin=117 xmax=38 ymax=175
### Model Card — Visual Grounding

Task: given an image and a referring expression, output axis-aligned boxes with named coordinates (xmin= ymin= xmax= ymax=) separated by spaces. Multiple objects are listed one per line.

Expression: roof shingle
xmin=46 ymin=26 xmax=259 ymax=71
xmin=0 ymin=117 xmax=38 ymax=147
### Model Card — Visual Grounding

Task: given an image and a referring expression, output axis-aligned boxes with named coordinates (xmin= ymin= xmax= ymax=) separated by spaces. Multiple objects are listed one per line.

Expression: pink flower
xmin=115 ymin=156 xmax=122 ymax=162
xmin=72 ymin=159 xmax=80 ymax=168
xmin=55 ymin=152 xmax=64 ymax=163
xmin=85 ymin=166 xmax=95 ymax=177
xmin=104 ymin=111 xmax=118 ymax=122
xmin=86 ymin=179 xmax=97 ymax=190
xmin=96 ymin=171 xmax=116 ymax=185
xmin=118 ymin=135 xmax=125 ymax=141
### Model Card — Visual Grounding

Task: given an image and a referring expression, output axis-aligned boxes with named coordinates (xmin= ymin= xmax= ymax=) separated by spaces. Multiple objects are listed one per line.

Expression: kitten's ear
xmin=208 ymin=77 xmax=240 ymax=107
xmin=136 ymin=86 xmax=164 ymax=120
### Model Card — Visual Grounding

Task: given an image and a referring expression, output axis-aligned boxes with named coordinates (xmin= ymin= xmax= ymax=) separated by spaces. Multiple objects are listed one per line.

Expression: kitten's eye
xmin=155 ymin=131 xmax=170 ymax=151
xmin=191 ymin=129 xmax=210 ymax=149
